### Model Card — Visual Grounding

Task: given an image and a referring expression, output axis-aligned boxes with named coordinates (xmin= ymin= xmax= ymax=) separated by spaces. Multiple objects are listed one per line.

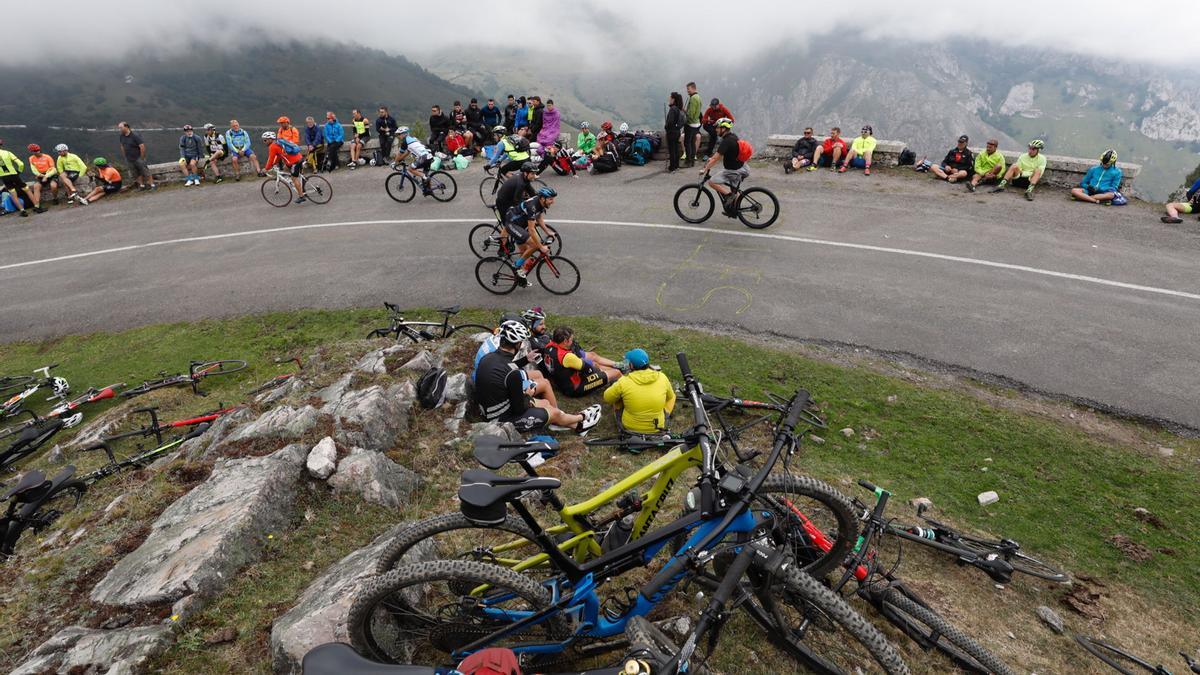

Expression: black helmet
xmin=520 ymin=161 xmax=538 ymax=173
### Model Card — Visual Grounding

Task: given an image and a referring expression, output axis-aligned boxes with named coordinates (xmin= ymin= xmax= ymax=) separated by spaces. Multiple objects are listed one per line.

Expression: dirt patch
xmin=1061 ymin=574 xmax=1108 ymax=623
xmin=1107 ymin=534 xmax=1154 ymax=562
xmin=166 ymin=463 xmax=211 ymax=485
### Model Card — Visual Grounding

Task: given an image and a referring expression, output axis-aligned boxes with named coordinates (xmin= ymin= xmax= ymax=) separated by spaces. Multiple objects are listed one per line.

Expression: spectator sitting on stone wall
xmin=225 ymin=120 xmax=266 ymax=180
xmin=1160 ymin=175 xmax=1200 ymax=224
xmin=840 ymin=125 xmax=876 ymax=175
xmin=701 ymin=98 xmax=733 ymax=158
xmin=991 ymin=139 xmax=1046 ymax=201
xmin=930 ymin=135 xmax=973 ymax=183
xmin=303 ymin=117 xmax=326 ymax=173
xmin=1070 ymin=149 xmax=1123 ymax=204
xmin=810 ymin=127 xmax=847 ymax=171
xmin=966 ymin=139 xmax=1005 ymax=192
xmin=784 ymin=127 xmax=817 ymax=174
xmin=202 ymin=124 xmax=227 ymax=184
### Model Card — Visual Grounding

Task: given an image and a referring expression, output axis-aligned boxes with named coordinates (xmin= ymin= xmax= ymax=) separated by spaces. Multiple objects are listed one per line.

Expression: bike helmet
xmin=521 ymin=306 xmax=546 ymax=326
xmin=601 ymin=121 xmax=613 ymax=131
xmin=55 ymin=144 xmax=69 ymax=152
xmin=537 ymin=186 xmax=557 ymax=199
xmin=93 ymin=157 xmax=108 ymax=166
xmin=580 ymin=121 xmax=590 ymax=129
xmin=182 ymin=124 xmax=193 ymax=131
xmin=1101 ymin=149 xmax=1117 ymax=165
xmin=520 ymin=161 xmax=538 ymax=173
xmin=277 ymin=116 xmax=291 ymax=124
xmin=1028 ymin=139 xmax=1044 ymax=149
xmin=396 ymin=126 xmax=410 ymax=136
xmin=262 ymin=131 xmax=276 ymax=141
xmin=619 ymin=122 xmax=629 ymax=133
xmin=27 ymin=143 xmax=40 ymax=153
xmin=203 ymin=123 xmax=216 ymax=130
xmin=492 ymin=125 xmax=507 ymax=134
xmin=529 ymin=142 xmax=542 ymax=152
xmin=50 ymin=376 xmax=70 ymax=398
xmin=716 ymin=118 xmax=733 ymax=129
xmin=498 ymin=320 xmax=531 ymax=345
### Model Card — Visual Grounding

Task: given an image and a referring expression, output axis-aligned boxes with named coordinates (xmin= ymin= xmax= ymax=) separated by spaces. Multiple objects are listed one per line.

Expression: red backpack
xmin=737 ymin=139 xmax=754 ymax=162
xmin=456 ymin=648 xmax=521 ymax=675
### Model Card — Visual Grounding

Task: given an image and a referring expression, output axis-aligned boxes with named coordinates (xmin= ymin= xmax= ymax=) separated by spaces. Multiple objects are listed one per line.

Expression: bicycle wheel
xmin=304 ymin=174 xmax=333 ymax=204
xmin=0 ymin=376 xmax=33 ymax=394
xmin=625 ymin=616 xmax=710 ymax=675
xmin=535 ymin=255 xmax=581 ymax=295
xmin=469 ymin=223 xmax=504 ymax=259
xmin=386 ymin=172 xmax=416 ymax=203
xmin=754 ymin=474 xmax=858 ymax=579
xmin=880 ymin=587 xmax=1013 ymax=675
xmin=347 ymin=559 xmax=569 ymax=665
xmin=192 ymin=360 xmax=248 ymax=381
xmin=427 ymin=171 xmax=458 ymax=202
xmin=475 ymin=257 xmax=520 ymax=295
xmin=953 ymin=536 xmax=1069 ymax=582
xmin=260 ymin=178 xmax=292 ymax=207
xmin=1074 ymin=635 xmax=1161 ymax=674
xmin=479 ymin=175 xmax=500 ymax=208
xmin=673 ymin=184 xmax=714 ymax=223
xmin=756 ymin=564 xmax=910 ymax=674
xmin=736 ymin=187 xmax=780 ymax=229
xmin=374 ymin=512 xmax=542 ymax=575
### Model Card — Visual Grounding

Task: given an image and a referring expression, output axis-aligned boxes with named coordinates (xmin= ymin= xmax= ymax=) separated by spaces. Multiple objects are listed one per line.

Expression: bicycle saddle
xmin=473 ymin=436 xmax=558 ymax=470
xmin=437 ymin=305 xmax=462 ymax=315
xmin=2 ymin=469 xmax=47 ymax=502
xmin=301 ymin=642 xmax=435 ymax=675
xmin=459 ymin=468 xmax=560 ymax=525
xmin=8 ymin=417 xmax=64 ymax=452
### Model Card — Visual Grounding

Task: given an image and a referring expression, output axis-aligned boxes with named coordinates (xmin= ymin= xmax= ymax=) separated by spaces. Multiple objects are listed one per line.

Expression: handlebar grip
xmin=676 ymin=352 xmax=692 ymax=379
xmin=183 ymin=422 xmax=211 ymax=441
xmin=784 ymin=390 xmax=811 ymax=429
xmin=858 ymin=479 xmax=878 ymax=493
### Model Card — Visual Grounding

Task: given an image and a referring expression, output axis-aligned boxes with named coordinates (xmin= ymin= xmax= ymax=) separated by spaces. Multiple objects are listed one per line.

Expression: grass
xmin=1 ymin=307 xmax=1197 ymax=674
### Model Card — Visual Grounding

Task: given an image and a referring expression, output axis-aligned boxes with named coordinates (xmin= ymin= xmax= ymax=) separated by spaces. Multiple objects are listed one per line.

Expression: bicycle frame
xmin=81 ymin=423 xmax=210 ymax=484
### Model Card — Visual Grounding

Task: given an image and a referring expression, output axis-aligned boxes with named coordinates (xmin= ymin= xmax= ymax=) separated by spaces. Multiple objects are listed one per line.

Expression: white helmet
xmin=580 ymin=121 xmax=590 ymax=129
xmin=492 ymin=125 xmax=507 ymax=134
xmin=396 ymin=126 xmax=410 ymax=136
xmin=619 ymin=122 xmax=629 ymax=132
xmin=55 ymin=143 xmax=69 ymax=153
xmin=497 ymin=320 xmax=531 ymax=345
xmin=261 ymin=131 xmax=276 ymax=141
xmin=50 ymin=376 xmax=70 ymax=398
xmin=529 ymin=142 xmax=542 ymax=152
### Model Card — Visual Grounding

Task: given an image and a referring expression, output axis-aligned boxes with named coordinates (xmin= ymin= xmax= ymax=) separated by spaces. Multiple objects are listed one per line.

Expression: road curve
xmin=2 ymin=164 xmax=1198 ymax=429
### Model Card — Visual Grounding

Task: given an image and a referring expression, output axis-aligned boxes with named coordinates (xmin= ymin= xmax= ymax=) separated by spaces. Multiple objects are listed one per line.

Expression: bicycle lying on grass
xmin=121 ymin=359 xmax=247 ymax=398
xmin=79 ymin=422 xmax=212 ymax=484
xmin=246 ymin=358 xmax=303 ymax=396
xmin=366 ymin=303 xmax=492 ymax=343
xmin=0 ymin=383 xmax=123 ymax=442
xmin=674 ymin=171 xmax=780 ymax=229
xmin=260 ymin=167 xmax=332 ymax=207
xmin=100 ymin=405 xmax=238 ymax=447
xmin=2 ymin=365 xmax=69 ymax=419
xmin=1 ymin=464 xmax=87 ymax=558
xmin=2 ymin=413 xmax=71 ymax=473
xmin=1075 ymin=635 xmax=1199 ymax=675
xmin=385 ymin=160 xmax=457 ymax=203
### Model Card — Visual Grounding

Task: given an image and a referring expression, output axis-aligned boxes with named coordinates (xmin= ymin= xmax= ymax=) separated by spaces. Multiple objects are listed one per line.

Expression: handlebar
xmin=383 ymin=301 xmax=401 ymax=314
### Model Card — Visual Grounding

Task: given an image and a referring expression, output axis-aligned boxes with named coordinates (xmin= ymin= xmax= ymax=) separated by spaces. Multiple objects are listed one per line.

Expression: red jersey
xmin=264 ymin=142 xmax=302 ymax=170
xmin=822 ymin=137 xmax=847 ymax=153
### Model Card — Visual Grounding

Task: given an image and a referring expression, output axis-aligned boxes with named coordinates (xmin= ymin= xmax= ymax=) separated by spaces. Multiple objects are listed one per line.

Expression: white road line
xmin=2 ymin=217 xmax=1198 ymax=303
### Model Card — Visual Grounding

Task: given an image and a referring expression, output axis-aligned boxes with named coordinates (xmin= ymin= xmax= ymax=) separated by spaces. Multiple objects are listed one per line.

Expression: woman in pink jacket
xmin=537 ymin=99 xmax=562 ymax=147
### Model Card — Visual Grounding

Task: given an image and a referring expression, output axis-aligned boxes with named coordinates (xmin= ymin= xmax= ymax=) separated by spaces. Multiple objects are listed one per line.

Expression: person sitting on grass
xmin=1070 ymin=149 xmax=1123 ymax=204
xmin=473 ymin=311 xmax=558 ymax=409
xmin=1161 ymin=175 xmax=1200 ymax=224
xmin=474 ymin=320 xmax=601 ymax=434
xmin=810 ymin=127 xmax=847 ymax=172
xmin=840 ymin=125 xmax=876 ymax=175
xmin=77 ymin=157 xmax=121 ymax=205
xmin=991 ymin=139 xmax=1046 ymax=201
xmin=543 ymin=326 xmax=624 ymax=398
xmin=602 ymin=348 xmax=675 ymax=435
xmin=966 ymin=139 xmax=1005 ymax=192
xmin=784 ymin=127 xmax=816 ymax=174
xmin=930 ymin=135 xmax=973 ymax=183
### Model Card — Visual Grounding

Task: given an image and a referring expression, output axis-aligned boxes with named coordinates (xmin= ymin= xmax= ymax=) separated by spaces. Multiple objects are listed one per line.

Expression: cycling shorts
xmin=103 ymin=181 xmax=122 ymax=194
xmin=562 ymin=371 xmax=608 ymax=398
xmin=1 ymin=174 xmax=26 ymax=190
xmin=500 ymin=405 xmax=549 ymax=433
xmin=1179 ymin=203 xmax=1195 ymax=214
xmin=288 ymin=162 xmax=303 ymax=177
xmin=712 ymin=167 xmax=749 ymax=188
xmin=504 ymin=221 xmax=530 ymax=245
xmin=37 ymin=175 xmax=59 ymax=185
xmin=231 ymin=148 xmax=254 ymax=158
xmin=63 ymin=171 xmax=80 ymax=182
xmin=413 ymin=155 xmax=433 ymax=171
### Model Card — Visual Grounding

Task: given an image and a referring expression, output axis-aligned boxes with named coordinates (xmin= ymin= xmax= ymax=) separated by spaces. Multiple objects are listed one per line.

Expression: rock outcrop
xmin=10 ymin=625 xmax=174 ymax=675
xmin=328 ymin=449 xmax=420 ymax=508
xmin=325 ymin=382 xmax=415 ymax=452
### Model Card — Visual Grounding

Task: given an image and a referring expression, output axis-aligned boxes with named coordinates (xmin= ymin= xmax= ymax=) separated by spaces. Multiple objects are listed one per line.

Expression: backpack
xmin=416 ymin=367 xmax=447 ymax=409
xmin=630 ymin=138 xmax=652 ymax=165
xmin=736 ymin=139 xmax=754 ymax=162
xmin=898 ymin=148 xmax=917 ymax=166
xmin=276 ymin=138 xmax=302 ymax=156
xmin=508 ymin=135 xmax=530 ymax=154
xmin=370 ymin=149 xmax=385 ymax=166
xmin=453 ymin=154 xmax=471 ymax=170
xmin=592 ymin=154 xmax=619 ymax=173
xmin=456 ymin=647 xmax=521 ymax=675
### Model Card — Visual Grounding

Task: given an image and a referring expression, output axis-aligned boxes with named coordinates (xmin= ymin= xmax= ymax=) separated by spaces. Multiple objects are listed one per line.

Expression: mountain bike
xmin=1075 ymin=635 xmax=1199 ymax=675
xmin=673 ymin=171 xmax=780 ymax=229
xmin=475 ymin=246 xmax=580 ymax=295
xmin=385 ymin=160 xmax=457 ymax=203
xmin=478 ymin=164 xmax=546 ymax=209
xmin=468 ymin=218 xmax=562 ymax=259
xmin=260 ymin=166 xmax=333 ymax=207
xmin=366 ymin=303 xmax=492 ymax=342
xmin=246 ymin=358 xmax=304 ymax=396
xmin=79 ymin=422 xmax=211 ymax=485
xmin=1 ymin=465 xmax=87 ymax=558
xmin=1 ymin=413 xmax=70 ymax=473
xmin=121 ymin=359 xmax=247 ymax=399
xmin=350 ymin=355 xmax=907 ymax=673
xmin=2 ymin=365 xmax=68 ymax=419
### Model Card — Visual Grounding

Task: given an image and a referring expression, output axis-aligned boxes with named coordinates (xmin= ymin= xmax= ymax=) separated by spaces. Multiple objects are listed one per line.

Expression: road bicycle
xmin=0 ymin=383 xmax=122 ymax=442
xmin=0 ymin=375 xmax=34 ymax=395
xmin=673 ymin=171 xmax=780 ymax=229
xmin=475 ymin=246 xmax=580 ymax=295
xmin=468 ymin=218 xmax=562 ymax=259
xmin=366 ymin=303 xmax=492 ymax=342
xmin=101 ymin=405 xmax=239 ymax=447
xmin=260 ymin=166 xmax=333 ymax=207
xmin=349 ymin=355 xmax=907 ymax=672
xmin=1075 ymin=635 xmax=1199 ymax=675
xmin=2 ymin=365 xmax=68 ymax=419
xmin=479 ymin=164 xmax=546 ymax=209
xmin=1 ymin=464 xmax=87 ymax=558
xmin=246 ymin=358 xmax=304 ymax=396
xmin=121 ymin=359 xmax=247 ymax=399
xmin=385 ymin=160 xmax=457 ymax=203
xmin=1 ymin=413 xmax=71 ymax=474
xmin=79 ymin=422 xmax=211 ymax=485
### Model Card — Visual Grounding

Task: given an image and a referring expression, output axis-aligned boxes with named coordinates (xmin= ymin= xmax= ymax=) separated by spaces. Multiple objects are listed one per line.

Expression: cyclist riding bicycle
xmin=700 ymin=117 xmax=749 ymax=217
xmin=261 ymin=131 xmax=307 ymax=204
xmin=391 ymin=126 xmax=434 ymax=191
xmin=504 ymin=187 xmax=559 ymax=285
xmin=488 ymin=132 xmax=532 ymax=177
xmin=493 ymin=160 xmax=539 ymax=224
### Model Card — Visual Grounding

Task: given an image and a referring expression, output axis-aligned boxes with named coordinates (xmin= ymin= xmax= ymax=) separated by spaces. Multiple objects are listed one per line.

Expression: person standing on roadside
xmin=683 ymin=82 xmax=702 ymax=167
xmin=375 ymin=106 xmax=397 ymax=161
xmin=117 ymin=121 xmax=156 ymax=191
xmin=503 ymin=94 xmax=517 ymax=134
xmin=665 ymin=92 xmax=685 ymax=173
xmin=323 ymin=111 xmax=345 ymax=171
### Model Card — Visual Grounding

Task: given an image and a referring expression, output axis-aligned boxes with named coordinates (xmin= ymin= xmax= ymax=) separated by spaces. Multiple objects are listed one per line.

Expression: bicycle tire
xmin=737 ymin=187 xmax=780 ymax=229
xmin=304 ymin=174 xmax=333 ymax=204
xmin=880 ymin=587 xmax=1013 ymax=675
xmin=0 ymin=376 xmax=34 ymax=394
xmin=374 ymin=511 xmax=540 ymax=575
xmin=475 ymin=256 xmax=519 ymax=295
xmin=386 ymin=172 xmax=416 ymax=203
xmin=469 ymin=223 xmax=504 ymax=259
xmin=1074 ymin=635 xmax=1161 ymax=674
xmin=479 ymin=175 xmax=500 ymax=208
xmin=446 ymin=323 xmax=493 ymax=337
xmin=347 ymin=559 xmax=568 ymax=665
xmin=673 ymin=184 xmax=714 ymax=224
xmin=427 ymin=171 xmax=458 ymax=202
xmin=192 ymin=360 xmax=248 ymax=381
xmin=763 ymin=564 xmax=911 ymax=674
xmin=952 ymin=536 xmax=1069 ymax=582
xmin=536 ymin=255 xmax=581 ymax=295
xmin=625 ymin=616 xmax=710 ymax=675
xmin=260 ymin=178 xmax=292 ymax=207
xmin=755 ymin=474 xmax=858 ymax=580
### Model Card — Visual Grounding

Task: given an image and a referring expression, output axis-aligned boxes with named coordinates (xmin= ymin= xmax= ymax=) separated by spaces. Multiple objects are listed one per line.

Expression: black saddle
xmin=459 ymin=468 xmax=560 ymax=525
xmin=2 ymin=469 xmax=47 ymax=502
xmin=7 ymin=417 xmax=64 ymax=454
xmin=301 ymin=642 xmax=435 ymax=675
xmin=437 ymin=305 xmax=462 ymax=315
xmin=473 ymin=436 xmax=557 ymax=470
xmin=16 ymin=466 xmax=78 ymax=517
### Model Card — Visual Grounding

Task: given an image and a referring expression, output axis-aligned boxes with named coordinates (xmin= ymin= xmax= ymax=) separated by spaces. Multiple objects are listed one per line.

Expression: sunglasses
xmin=803 ymin=131 xmax=813 ymax=134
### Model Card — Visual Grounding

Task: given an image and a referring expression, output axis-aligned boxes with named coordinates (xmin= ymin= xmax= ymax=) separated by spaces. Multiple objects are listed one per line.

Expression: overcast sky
xmin=9 ymin=0 xmax=1199 ymax=68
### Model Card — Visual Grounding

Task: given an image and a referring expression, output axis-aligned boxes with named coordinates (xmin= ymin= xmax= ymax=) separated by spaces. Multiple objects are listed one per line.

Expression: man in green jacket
xmin=0 ymin=139 xmax=44 ymax=216
xmin=684 ymin=82 xmax=703 ymax=167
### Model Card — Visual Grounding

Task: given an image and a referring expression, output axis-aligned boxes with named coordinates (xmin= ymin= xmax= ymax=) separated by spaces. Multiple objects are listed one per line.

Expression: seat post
xmin=508 ymin=498 xmax=584 ymax=581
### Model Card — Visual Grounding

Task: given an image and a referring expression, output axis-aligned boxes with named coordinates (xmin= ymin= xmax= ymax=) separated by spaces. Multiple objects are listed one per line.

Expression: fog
xmin=10 ymin=0 xmax=1199 ymax=68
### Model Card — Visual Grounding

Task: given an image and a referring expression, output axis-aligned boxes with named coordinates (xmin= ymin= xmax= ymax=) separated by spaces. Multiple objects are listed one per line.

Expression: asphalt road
xmin=2 ymin=163 xmax=1198 ymax=430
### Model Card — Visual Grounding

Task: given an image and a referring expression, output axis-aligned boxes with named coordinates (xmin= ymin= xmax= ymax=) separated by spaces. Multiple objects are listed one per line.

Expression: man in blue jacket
xmin=1070 ymin=149 xmax=1123 ymax=204
xmin=323 ymin=111 xmax=345 ymax=171
xmin=303 ymin=116 xmax=326 ymax=172
xmin=1161 ymin=176 xmax=1200 ymax=224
